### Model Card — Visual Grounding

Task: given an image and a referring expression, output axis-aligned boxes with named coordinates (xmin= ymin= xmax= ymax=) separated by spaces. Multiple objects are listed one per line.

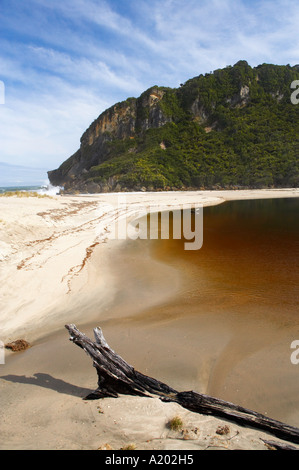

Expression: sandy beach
xmin=1 ymin=188 xmax=299 ymax=450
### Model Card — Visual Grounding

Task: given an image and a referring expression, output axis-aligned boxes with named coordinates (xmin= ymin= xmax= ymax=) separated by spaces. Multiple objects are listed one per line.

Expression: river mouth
xmin=1 ymin=193 xmax=299 ymax=450
xmin=94 ymin=198 xmax=299 ymax=426
xmin=10 ymin=197 xmax=297 ymax=427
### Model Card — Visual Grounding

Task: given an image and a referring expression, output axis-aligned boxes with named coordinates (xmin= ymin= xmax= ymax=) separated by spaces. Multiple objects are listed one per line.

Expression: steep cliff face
xmin=48 ymin=61 xmax=299 ymax=192
xmin=48 ymin=87 xmax=172 ymax=191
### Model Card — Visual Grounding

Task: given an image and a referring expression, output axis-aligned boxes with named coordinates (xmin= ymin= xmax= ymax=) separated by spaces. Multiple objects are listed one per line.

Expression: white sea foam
xmin=37 ymin=179 xmax=63 ymax=196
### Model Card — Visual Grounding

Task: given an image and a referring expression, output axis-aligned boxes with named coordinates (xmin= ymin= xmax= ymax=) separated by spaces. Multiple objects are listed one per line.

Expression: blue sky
xmin=0 ymin=0 xmax=298 ymax=185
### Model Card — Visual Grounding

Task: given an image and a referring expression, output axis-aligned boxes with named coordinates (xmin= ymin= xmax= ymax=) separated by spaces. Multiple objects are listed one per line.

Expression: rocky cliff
xmin=48 ymin=61 xmax=299 ymax=192
xmin=48 ymin=87 xmax=173 ymax=192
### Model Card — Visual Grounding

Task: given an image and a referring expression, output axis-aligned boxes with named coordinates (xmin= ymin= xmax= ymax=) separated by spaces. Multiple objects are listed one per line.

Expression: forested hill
xmin=48 ymin=61 xmax=299 ymax=193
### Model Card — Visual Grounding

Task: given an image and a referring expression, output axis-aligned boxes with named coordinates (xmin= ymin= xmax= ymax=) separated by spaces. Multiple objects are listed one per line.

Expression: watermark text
xmin=290 ymin=340 xmax=299 ymax=365
xmin=0 ymin=341 xmax=5 ymax=364
xmin=291 ymin=80 xmax=299 ymax=105
xmin=95 ymin=197 xmax=203 ymax=251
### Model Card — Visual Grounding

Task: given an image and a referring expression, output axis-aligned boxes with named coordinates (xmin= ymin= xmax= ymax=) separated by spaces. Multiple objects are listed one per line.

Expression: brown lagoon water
xmin=102 ymin=197 xmax=299 ymax=426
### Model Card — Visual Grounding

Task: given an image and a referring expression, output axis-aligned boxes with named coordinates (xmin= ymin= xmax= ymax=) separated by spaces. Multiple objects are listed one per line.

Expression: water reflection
xmin=131 ymin=198 xmax=299 ymax=425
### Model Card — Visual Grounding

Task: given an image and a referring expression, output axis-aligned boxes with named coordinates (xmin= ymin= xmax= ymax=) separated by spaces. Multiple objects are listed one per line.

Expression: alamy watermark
xmin=96 ymin=196 xmax=203 ymax=251
xmin=291 ymin=80 xmax=299 ymax=105
xmin=290 ymin=340 xmax=299 ymax=365
xmin=0 ymin=80 xmax=5 ymax=105
xmin=0 ymin=341 xmax=5 ymax=364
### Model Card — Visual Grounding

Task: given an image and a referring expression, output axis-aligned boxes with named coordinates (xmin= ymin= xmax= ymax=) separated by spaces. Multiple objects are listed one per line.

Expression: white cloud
xmin=27 ymin=46 xmax=144 ymax=94
xmin=0 ymin=80 xmax=109 ymax=169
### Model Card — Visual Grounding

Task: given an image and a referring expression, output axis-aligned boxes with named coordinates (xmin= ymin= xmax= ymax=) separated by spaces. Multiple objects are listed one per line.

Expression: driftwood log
xmin=65 ymin=324 xmax=299 ymax=446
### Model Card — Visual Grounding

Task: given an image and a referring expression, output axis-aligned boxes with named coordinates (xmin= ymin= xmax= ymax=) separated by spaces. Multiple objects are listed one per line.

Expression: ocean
xmin=0 ymin=182 xmax=62 ymax=195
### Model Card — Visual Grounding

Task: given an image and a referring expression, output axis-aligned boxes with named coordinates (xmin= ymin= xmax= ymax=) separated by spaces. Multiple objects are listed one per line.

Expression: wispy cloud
xmin=0 ymin=162 xmax=47 ymax=186
xmin=0 ymin=0 xmax=298 ymax=181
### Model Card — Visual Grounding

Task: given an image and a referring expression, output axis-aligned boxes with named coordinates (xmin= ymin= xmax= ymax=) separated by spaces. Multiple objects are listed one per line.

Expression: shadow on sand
xmin=0 ymin=372 xmax=93 ymax=398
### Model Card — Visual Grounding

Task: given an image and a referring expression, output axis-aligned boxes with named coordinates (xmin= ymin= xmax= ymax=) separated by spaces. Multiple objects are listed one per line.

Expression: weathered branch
xmin=261 ymin=439 xmax=298 ymax=451
xmin=65 ymin=324 xmax=299 ymax=446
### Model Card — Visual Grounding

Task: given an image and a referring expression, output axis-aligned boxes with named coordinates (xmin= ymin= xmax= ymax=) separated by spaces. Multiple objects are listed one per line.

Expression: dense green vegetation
xmin=59 ymin=61 xmax=299 ymax=191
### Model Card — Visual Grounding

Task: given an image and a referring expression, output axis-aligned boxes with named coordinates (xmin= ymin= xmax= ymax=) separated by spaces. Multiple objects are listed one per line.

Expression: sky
xmin=0 ymin=0 xmax=298 ymax=186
